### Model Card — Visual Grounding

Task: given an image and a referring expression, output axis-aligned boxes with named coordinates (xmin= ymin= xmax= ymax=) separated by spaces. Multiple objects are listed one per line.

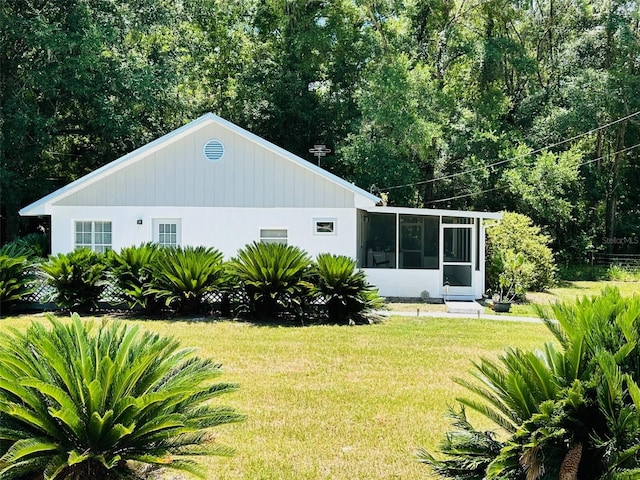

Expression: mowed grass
xmin=1 ymin=314 xmax=553 ymax=479
xmin=514 ymin=280 xmax=639 ymax=317
xmin=387 ymin=280 xmax=639 ymax=318
xmin=526 ymin=280 xmax=639 ymax=304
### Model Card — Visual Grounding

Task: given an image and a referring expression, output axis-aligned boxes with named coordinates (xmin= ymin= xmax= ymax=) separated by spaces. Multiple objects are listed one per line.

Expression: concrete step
xmin=445 ymin=300 xmax=485 ymax=316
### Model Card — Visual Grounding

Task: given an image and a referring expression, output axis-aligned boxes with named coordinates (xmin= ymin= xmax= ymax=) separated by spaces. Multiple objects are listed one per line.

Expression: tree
xmin=0 ymin=0 xmax=189 ymax=243
xmin=500 ymin=147 xmax=582 ymax=254
xmin=3 ymin=0 xmax=640 ymax=266
xmin=234 ymin=0 xmax=375 ymax=164
xmin=340 ymin=54 xmax=445 ymax=205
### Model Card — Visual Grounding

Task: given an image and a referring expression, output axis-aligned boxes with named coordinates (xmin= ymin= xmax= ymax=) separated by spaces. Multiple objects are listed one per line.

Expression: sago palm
xmin=146 ymin=246 xmax=226 ymax=314
xmin=0 ymin=233 xmax=48 ymax=259
xmin=40 ymin=250 xmax=107 ymax=312
xmin=105 ymin=244 xmax=161 ymax=313
xmin=229 ymin=242 xmax=312 ymax=318
xmin=0 ymin=255 xmax=36 ymax=313
xmin=421 ymin=288 xmax=640 ymax=480
xmin=0 ymin=314 xmax=244 ymax=479
xmin=311 ymin=253 xmax=384 ymax=323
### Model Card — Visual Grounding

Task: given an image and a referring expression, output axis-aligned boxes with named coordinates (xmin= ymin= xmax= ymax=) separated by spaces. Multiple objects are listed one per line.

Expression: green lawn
xmin=512 ymin=280 xmax=639 ymax=317
xmin=1 ymin=314 xmax=553 ymax=479
xmin=387 ymin=280 xmax=639 ymax=318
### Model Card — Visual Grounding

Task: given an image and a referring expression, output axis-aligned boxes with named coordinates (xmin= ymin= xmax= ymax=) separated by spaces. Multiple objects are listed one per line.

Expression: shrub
xmin=105 ymin=243 xmax=162 ymax=313
xmin=419 ymin=287 xmax=640 ymax=479
xmin=0 ymin=314 xmax=244 ymax=479
xmin=606 ymin=265 xmax=640 ymax=282
xmin=230 ymin=242 xmax=312 ymax=318
xmin=311 ymin=253 xmax=384 ymax=323
xmin=0 ymin=233 xmax=48 ymax=259
xmin=147 ymin=246 xmax=227 ymax=314
xmin=488 ymin=250 xmax=535 ymax=303
xmin=558 ymin=264 xmax=608 ymax=281
xmin=0 ymin=255 xmax=36 ymax=313
xmin=487 ymin=212 xmax=556 ymax=292
xmin=40 ymin=249 xmax=107 ymax=312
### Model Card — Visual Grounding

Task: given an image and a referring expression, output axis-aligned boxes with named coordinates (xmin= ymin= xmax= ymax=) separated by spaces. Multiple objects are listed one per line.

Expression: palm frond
xmin=0 ymin=313 xmax=243 ymax=479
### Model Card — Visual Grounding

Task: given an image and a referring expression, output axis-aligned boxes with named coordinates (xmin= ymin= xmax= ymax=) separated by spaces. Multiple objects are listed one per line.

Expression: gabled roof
xmin=20 ymin=113 xmax=380 ymax=216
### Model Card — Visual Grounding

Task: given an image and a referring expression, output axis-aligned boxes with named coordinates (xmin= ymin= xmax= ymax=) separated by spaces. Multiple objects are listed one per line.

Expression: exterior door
xmin=441 ymin=225 xmax=474 ymax=298
xmin=152 ymin=219 xmax=181 ymax=247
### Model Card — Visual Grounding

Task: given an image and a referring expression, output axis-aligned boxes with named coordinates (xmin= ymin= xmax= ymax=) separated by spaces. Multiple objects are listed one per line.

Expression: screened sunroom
xmin=356 ymin=207 xmax=502 ymax=300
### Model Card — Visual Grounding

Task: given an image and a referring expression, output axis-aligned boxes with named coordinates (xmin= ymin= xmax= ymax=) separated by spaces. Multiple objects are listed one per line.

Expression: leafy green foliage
xmin=104 ymin=243 xmax=162 ymax=313
xmin=488 ymin=250 xmax=534 ymax=303
xmin=0 ymin=255 xmax=35 ymax=313
xmin=501 ymin=148 xmax=582 ymax=251
xmin=422 ymin=287 xmax=640 ymax=480
xmin=487 ymin=212 xmax=556 ymax=292
xmin=40 ymin=250 xmax=107 ymax=313
xmin=229 ymin=242 xmax=312 ymax=318
xmin=147 ymin=246 xmax=226 ymax=314
xmin=340 ymin=55 xmax=445 ymax=205
xmin=606 ymin=265 xmax=640 ymax=282
xmin=417 ymin=407 xmax=503 ymax=480
xmin=311 ymin=253 xmax=384 ymax=323
xmin=4 ymin=0 xmax=640 ymax=265
xmin=2 ymin=0 xmax=188 ymax=242
xmin=0 ymin=314 xmax=244 ymax=479
xmin=0 ymin=233 xmax=48 ymax=259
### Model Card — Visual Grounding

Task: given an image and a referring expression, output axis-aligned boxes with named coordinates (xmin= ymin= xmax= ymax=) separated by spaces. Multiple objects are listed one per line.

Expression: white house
xmin=20 ymin=113 xmax=501 ymax=299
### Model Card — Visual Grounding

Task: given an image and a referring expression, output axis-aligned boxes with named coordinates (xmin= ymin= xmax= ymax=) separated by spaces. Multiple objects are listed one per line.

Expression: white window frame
xmin=313 ymin=218 xmax=337 ymax=235
xmin=260 ymin=228 xmax=288 ymax=245
xmin=153 ymin=219 xmax=181 ymax=247
xmin=74 ymin=220 xmax=112 ymax=252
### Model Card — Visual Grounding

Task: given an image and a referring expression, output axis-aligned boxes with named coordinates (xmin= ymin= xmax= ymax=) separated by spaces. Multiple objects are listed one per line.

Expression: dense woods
xmin=2 ymin=0 xmax=639 ymax=263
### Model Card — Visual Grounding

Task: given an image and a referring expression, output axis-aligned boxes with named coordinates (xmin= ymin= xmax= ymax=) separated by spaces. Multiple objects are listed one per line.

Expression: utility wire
xmin=423 ymin=142 xmax=640 ymax=205
xmin=378 ymin=109 xmax=640 ymax=192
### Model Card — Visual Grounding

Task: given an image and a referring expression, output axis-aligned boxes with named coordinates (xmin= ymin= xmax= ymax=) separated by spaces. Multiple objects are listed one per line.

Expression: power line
xmin=423 ymin=142 xmax=640 ymax=205
xmin=378 ymin=109 xmax=640 ymax=192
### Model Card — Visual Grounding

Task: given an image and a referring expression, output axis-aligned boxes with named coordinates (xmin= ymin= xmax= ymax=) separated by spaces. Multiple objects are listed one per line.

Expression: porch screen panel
xmin=423 ymin=216 xmax=439 ymax=269
xmin=399 ymin=215 xmax=439 ymax=269
xmin=442 ymin=216 xmax=473 ymax=224
xmin=443 ymin=265 xmax=472 ymax=286
xmin=444 ymin=228 xmax=471 ymax=263
xmin=364 ymin=213 xmax=396 ymax=268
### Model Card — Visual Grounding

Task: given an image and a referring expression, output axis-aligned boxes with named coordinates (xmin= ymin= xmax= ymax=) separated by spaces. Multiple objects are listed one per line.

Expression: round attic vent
xmin=203 ymin=139 xmax=224 ymax=162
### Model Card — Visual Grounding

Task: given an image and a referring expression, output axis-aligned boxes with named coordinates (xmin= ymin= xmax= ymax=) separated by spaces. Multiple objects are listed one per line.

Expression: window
xmin=75 ymin=221 xmax=112 ymax=252
xmin=158 ymin=223 xmax=177 ymax=246
xmin=260 ymin=229 xmax=287 ymax=245
xmin=314 ymin=219 xmax=336 ymax=235
xmin=153 ymin=219 xmax=181 ymax=247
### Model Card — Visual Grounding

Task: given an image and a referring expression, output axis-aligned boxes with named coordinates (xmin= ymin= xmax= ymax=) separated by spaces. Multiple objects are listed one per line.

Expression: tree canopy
xmin=2 ymin=0 xmax=639 ymax=262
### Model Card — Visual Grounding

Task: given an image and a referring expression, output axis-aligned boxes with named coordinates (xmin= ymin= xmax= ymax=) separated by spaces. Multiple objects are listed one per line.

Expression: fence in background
xmin=593 ymin=253 xmax=640 ymax=269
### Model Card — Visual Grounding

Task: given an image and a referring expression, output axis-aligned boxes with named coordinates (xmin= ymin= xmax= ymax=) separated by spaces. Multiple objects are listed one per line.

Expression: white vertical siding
xmin=55 ymin=121 xmax=354 ymax=209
